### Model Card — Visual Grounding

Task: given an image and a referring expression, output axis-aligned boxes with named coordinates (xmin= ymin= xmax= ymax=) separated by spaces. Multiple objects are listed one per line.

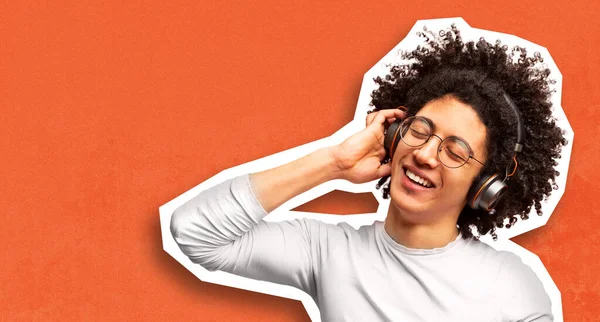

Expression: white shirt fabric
xmin=170 ymin=173 xmax=553 ymax=322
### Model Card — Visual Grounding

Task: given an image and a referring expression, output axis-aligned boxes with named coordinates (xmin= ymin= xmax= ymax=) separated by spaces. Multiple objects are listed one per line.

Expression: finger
xmin=365 ymin=111 xmax=377 ymax=127
xmin=370 ymin=109 xmax=406 ymax=127
xmin=376 ymin=163 xmax=392 ymax=178
xmin=385 ymin=108 xmax=407 ymax=120
xmin=386 ymin=117 xmax=397 ymax=125
xmin=377 ymin=146 xmax=387 ymax=160
xmin=367 ymin=110 xmax=399 ymax=132
xmin=366 ymin=108 xmax=406 ymax=127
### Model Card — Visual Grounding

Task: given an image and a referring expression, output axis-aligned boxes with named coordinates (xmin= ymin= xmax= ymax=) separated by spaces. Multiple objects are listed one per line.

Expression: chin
xmin=388 ymin=181 xmax=430 ymax=216
xmin=390 ymin=170 xmax=428 ymax=199
xmin=389 ymin=182 xmax=469 ymax=225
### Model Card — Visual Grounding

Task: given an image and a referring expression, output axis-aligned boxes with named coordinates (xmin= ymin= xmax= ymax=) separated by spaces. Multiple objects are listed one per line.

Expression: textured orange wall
xmin=1 ymin=1 xmax=598 ymax=321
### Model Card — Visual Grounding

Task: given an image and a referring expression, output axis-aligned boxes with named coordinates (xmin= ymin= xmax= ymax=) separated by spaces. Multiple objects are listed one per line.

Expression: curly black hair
xmin=369 ymin=24 xmax=567 ymax=240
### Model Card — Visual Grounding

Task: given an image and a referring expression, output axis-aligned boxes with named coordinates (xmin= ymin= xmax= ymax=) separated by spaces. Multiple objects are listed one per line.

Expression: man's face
xmin=389 ymin=95 xmax=487 ymax=223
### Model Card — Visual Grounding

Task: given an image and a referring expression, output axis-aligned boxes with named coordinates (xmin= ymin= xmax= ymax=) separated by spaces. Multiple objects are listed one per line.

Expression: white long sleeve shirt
xmin=170 ymin=173 xmax=553 ymax=322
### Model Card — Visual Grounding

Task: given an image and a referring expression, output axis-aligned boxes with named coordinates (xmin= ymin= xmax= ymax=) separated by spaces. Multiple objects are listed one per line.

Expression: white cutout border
xmin=160 ymin=17 xmax=573 ymax=322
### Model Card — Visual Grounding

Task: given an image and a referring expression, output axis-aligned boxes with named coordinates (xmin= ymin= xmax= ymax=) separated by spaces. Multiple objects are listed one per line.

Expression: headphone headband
xmin=502 ymin=92 xmax=525 ymax=153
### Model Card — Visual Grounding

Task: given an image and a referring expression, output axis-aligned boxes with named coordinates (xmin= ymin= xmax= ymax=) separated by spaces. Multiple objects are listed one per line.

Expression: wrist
xmin=323 ymin=145 xmax=346 ymax=181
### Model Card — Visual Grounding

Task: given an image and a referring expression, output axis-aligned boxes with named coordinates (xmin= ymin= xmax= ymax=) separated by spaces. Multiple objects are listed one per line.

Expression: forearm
xmin=249 ymin=146 xmax=342 ymax=213
xmin=170 ymin=146 xmax=341 ymax=269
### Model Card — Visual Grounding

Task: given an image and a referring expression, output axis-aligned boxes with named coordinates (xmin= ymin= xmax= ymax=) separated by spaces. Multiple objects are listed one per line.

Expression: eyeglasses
xmin=400 ymin=116 xmax=485 ymax=168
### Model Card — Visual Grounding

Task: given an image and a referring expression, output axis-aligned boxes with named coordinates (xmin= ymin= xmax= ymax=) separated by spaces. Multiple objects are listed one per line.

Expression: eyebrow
xmin=420 ymin=116 xmax=436 ymax=132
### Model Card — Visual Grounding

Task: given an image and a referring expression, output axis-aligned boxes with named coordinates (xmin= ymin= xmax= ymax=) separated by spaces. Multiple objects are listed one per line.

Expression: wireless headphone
xmin=383 ymin=93 xmax=524 ymax=212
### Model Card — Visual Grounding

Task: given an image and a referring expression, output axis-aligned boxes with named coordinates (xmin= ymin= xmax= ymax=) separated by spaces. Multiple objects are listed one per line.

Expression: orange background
xmin=1 ymin=1 xmax=598 ymax=321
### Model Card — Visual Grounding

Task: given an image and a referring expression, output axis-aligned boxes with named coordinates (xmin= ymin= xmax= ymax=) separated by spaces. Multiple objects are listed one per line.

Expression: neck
xmin=384 ymin=204 xmax=460 ymax=249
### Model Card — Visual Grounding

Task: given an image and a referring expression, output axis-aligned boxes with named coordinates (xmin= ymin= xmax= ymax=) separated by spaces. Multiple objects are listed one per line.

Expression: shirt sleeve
xmin=498 ymin=252 xmax=554 ymax=322
xmin=169 ymin=173 xmax=340 ymax=298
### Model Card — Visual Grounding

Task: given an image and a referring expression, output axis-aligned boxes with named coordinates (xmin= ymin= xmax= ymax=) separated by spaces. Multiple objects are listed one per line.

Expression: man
xmin=170 ymin=25 xmax=566 ymax=321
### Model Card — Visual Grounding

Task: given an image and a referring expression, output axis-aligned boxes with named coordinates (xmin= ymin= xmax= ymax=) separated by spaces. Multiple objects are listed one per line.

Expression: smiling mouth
xmin=403 ymin=167 xmax=434 ymax=188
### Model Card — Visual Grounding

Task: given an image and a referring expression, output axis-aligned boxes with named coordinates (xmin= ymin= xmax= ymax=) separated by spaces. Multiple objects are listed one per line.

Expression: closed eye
xmin=410 ymin=128 xmax=429 ymax=139
xmin=444 ymin=147 xmax=468 ymax=162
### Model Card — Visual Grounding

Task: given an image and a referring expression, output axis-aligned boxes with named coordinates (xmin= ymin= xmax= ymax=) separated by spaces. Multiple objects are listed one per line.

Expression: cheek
xmin=390 ymin=150 xmax=410 ymax=176
xmin=443 ymin=172 xmax=478 ymax=197
xmin=391 ymin=145 xmax=410 ymax=163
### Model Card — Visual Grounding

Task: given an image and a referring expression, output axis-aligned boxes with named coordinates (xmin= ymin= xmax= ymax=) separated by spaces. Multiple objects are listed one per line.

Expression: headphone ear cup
xmin=467 ymin=173 xmax=507 ymax=211
xmin=384 ymin=120 xmax=403 ymax=159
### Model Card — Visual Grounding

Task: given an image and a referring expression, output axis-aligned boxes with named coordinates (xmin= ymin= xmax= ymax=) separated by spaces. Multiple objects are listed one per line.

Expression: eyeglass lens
xmin=400 ymin=117 xmax=472 ymax=168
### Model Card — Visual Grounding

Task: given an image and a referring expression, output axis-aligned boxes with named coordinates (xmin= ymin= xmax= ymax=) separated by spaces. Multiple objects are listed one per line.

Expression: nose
xmin=413 ymin=136 xmax=441 ymax=168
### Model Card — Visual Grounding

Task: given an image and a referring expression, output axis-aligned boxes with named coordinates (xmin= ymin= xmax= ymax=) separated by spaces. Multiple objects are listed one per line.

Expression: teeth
xmin=405 ymin=169 xmax=432 ymax=188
